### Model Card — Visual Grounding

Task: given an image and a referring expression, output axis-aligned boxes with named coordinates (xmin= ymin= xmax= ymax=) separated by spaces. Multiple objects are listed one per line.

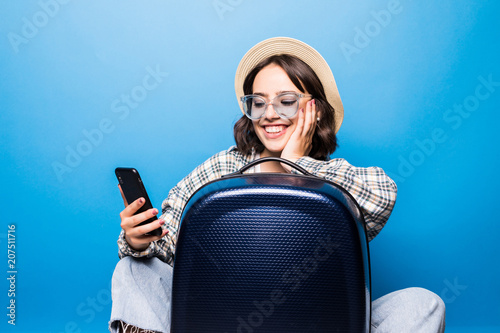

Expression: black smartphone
xmin=115 ymin=167 xmax=162 ymax=237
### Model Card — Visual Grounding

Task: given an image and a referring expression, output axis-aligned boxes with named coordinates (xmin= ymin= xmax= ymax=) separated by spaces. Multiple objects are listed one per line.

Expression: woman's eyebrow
xmin=253 ymin=90 xmax=298 ymax=97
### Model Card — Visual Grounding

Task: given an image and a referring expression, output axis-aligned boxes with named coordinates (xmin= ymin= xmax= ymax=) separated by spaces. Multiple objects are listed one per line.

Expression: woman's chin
xmin=256 ymin=133 xmax=290 ymax=157
xmin=261 ymin=146 xmax=285 ymax=158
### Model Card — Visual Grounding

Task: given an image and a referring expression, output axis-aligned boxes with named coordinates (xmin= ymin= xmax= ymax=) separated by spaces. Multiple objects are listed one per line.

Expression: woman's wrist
xmin=125 ymin=233 xmax=149 ymax=252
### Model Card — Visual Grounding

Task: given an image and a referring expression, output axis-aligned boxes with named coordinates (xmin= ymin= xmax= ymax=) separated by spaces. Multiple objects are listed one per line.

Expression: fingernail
xmin=139 ymin=198 xmax=144 ymax=204
xmin=152 ymin=209 xmax=158 ymax=215
xmin=159 ymin=219 xmax=165 ymax=226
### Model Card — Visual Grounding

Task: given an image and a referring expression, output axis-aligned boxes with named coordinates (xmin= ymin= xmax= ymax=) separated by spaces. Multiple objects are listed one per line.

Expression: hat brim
xmin=235 ymin=37 xmax=343 ymax=133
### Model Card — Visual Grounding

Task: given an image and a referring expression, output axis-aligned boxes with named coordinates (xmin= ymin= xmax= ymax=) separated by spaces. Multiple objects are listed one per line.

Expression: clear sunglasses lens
xmin=276 ymin=94 xmax=299 ymax=118
xmin=244 ymin=97 xmax=266 ymax=119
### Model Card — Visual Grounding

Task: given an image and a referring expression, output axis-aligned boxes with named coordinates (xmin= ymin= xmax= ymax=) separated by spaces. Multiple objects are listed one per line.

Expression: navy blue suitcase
xmin=171 ymin=157 xmax=371 ymax=332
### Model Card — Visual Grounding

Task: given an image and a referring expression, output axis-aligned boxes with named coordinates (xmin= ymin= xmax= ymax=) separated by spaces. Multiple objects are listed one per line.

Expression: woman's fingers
xmin=297 ymin=99 xmax=316 ymax=150
xmin=303 ymin=99 xmax=317 ymax=136
xmin=120 ymin=197 xmax=146 ymax=219
xmin=126 ymin=218 xmax=167 ymax=239
xmin=302 ymin=100 xmax=311 ymax=136
xmin=294 ymin=107 xmax=305 ymax=138
xmin=121 ymin=206 xmax=158 ymax=229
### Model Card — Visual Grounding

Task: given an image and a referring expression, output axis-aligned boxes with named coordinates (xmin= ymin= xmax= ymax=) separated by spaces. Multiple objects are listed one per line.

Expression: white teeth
xmin=265 ymin=126 xmax=284 ymax=133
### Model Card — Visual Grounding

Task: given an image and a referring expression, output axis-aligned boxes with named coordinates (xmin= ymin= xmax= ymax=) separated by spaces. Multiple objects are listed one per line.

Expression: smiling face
xmin=251 ymin=64 xmax=311 ymax=157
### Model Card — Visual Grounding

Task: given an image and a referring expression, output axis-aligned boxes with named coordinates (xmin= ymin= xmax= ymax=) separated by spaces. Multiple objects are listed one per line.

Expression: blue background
xmin=1 ymin=0 xmax=499 ymax=332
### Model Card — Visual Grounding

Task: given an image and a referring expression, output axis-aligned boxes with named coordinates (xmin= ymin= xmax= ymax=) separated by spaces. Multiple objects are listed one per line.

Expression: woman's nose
xmin=264 ymin=103 xmax=279 ymax=119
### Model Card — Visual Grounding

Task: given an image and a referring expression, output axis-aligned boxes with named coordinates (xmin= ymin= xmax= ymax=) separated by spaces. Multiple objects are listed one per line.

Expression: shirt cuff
xmin=117 ymin=230 xmax=154 ymax=259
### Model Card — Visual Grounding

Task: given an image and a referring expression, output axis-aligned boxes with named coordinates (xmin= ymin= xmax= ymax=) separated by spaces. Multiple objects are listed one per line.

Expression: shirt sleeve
xmin=293 ymin=156 xmax=398 ymax=241
xmin=117 ymin=147 xmax=250 ymax=265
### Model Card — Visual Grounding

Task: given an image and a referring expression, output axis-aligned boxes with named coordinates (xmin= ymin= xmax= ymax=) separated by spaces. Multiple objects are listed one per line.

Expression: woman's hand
xmin=118 ymin=185 xmax=168 ymax=251
xmin=280 ymin=99 xmax=318 ymax=168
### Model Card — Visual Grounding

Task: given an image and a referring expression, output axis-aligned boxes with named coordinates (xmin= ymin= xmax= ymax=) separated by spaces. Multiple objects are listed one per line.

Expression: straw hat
xmin=235 ymin=37 xmax=344 ymax=133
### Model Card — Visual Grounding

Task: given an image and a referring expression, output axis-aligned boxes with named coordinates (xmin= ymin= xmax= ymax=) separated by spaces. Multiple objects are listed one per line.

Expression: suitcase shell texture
xmin=171 ymin=160 xmax=371 ymax=332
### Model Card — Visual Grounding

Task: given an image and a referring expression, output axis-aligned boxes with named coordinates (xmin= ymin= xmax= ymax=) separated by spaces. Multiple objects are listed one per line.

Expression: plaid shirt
xmin=118 ymin=146 xmax=397 ymax=265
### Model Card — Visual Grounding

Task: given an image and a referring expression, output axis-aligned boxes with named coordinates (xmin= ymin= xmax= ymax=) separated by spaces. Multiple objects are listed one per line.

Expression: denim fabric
xmin=109 ymin=257 xmax=445 ymax=333
xmin=109 ymin=257 xmax=172 ymax=333
xmin=371 ymin=287 xmax=446 ymax=332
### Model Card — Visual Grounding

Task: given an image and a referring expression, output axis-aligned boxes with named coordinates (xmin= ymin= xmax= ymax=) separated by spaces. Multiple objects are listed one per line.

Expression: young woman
xmin=110 ymin=37 xmax=445 ymax=333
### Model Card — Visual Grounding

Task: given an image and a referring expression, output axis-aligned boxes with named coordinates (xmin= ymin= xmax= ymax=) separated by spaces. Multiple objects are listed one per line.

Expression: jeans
xmin=109 ymin=257 xmax=445 ymax=333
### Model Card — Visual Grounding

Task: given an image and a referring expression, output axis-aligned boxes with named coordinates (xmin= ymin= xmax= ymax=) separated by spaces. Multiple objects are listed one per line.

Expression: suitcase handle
xmin=235 ymin=157 xmax=313 ymax=176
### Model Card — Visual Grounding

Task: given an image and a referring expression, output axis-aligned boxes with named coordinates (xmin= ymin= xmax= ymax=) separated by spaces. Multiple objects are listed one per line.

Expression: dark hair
xmin=233 ymin=54 xmax=337 ymax=160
